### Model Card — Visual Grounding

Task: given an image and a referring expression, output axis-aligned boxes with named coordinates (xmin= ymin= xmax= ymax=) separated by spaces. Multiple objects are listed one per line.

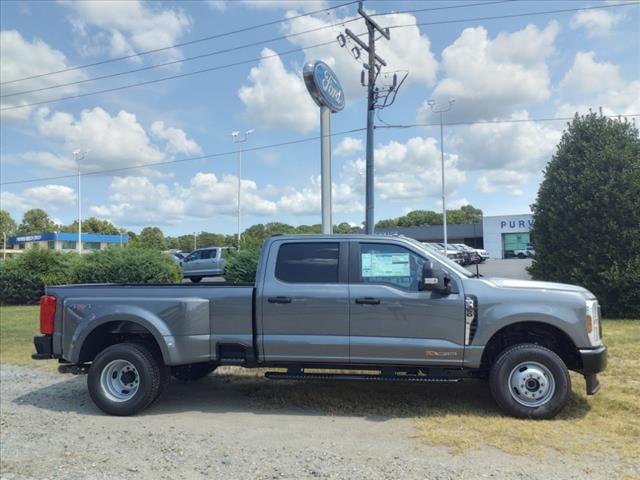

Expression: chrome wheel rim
xmin=100 ymin=360 xmax=140 ymax=402
xmin=508 ymin=361 xmax=555 ymax=407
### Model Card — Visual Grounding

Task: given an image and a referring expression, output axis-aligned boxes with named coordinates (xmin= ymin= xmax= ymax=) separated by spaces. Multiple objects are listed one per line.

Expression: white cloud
xmin=436 ymin=197 xmax=472 ymax=210
xmin=368 ymin=136 xmax=465 ymax=200
xmin=333 ymin=137 xmax=363 ymax=157
xmin=238 ymin=48 xmax=318 ymax=133
xmin=570 ymin=9 xmax=624 ymax=38
xmin=206 ymin=1 xmax=228 ymax=12
xmin=559 ymin=51 xmax=623 ymax=94
xmin=452 ymin=111 xmax=561 ymax=174
xmin=476 ymin=171 xmax=528 ymax=197
xmin=277 ymin=175 xmax=363 ymax=215
xmin=62 ymin=0 xmax=191 ymax=61
xmin=30 ymin=107 xmax=165 ymax=172
xmin=1 ymin=185 xmax=76 ymax=212
xmin=555 ymin=52 xmax=639 ymax=118
xmin=279 ymin=136 xmax=466 ymax=217
xmin=420 ymin=22 xmax=559 ymax=122
xmin=91 ymin=172 xmax=277 ymax=226
xmin=150 ymin=121 xmax=202 ymax=155
xmin=282 ymin=9 xmax=438 ymax=99
xmin=0 ymin=30 xmax=86 ymax=121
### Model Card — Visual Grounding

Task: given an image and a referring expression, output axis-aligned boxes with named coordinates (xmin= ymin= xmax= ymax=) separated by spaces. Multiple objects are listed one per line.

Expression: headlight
xmin=586 ymin=300 xmax=602 ymax=346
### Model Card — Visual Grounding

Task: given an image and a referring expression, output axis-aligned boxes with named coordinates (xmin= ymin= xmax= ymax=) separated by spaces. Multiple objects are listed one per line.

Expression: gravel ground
xmin=0 ymin=365 xmax=621 ymax=480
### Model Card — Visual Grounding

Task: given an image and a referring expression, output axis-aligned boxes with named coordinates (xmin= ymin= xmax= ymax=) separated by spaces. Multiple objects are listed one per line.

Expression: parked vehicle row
xmin=33 ymin=234 xmax=607 ymax=419
xmin=423 ymin=243 xmax=488 ymax=265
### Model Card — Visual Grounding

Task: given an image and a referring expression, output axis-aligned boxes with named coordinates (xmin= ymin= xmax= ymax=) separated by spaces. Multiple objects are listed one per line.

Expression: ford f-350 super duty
xmin=33 ymin=234 xmax=607 ymax=418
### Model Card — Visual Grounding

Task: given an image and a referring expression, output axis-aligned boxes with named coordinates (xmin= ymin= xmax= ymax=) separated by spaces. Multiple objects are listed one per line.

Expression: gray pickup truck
xmin=33 ymin=234 xmax=606 ymax=418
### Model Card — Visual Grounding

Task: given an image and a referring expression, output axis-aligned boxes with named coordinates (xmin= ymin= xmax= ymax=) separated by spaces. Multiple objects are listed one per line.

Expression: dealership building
xmin=375 ymin=213 xmax=533 ymax=259
xmin=7 ymin=232 xmax=128 ymax=253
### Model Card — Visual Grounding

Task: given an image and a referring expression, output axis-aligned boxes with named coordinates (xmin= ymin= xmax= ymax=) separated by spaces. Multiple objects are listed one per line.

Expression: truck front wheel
xmin=88 ymin=343 xmax=162 ymax=416
xmin=489 ymin=343 xmax=571 ymax=419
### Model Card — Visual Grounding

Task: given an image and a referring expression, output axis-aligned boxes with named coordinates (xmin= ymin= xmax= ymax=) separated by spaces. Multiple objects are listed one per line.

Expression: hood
xmin=486 ymin=277 xmax=595 ymax=298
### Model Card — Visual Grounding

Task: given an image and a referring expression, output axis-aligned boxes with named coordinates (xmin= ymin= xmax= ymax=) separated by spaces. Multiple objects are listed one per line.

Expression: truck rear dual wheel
xmin=88 ymin=343 xmax=163 ymax=416
xmin=489 ymin=343 xmax=571 ymax=419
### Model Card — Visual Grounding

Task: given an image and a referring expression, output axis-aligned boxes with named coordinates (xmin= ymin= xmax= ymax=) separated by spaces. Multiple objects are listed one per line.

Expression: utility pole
xmin=342 ymin=1 xmax=390 ymax=234
xmin=427 ymin=99 xmax=455 ymax=254
xmin=231 ymin=129 xmax=254 ymax=250
xmin=73 ymin=149 xmax=87 ymax=255
xmin=193 ymin=231 xmax=197 ymax=250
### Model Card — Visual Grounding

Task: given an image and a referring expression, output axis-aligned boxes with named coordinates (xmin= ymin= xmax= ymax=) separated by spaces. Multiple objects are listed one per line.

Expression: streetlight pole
xmin=231 ymin=129 xmax=254 ymax=250
xmin=72 ymin=150 xmax=87 ymax=255
xmin=427 ymin=99 xmax=455 ymax=254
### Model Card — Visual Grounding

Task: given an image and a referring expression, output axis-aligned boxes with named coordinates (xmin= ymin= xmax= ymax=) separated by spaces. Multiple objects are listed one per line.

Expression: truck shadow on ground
xmin=14 ymin=370 xmax=592 ymax=421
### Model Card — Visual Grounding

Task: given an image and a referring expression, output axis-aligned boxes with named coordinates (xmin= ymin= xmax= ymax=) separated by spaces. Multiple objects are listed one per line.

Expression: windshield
xmin=407 ymin=238 xmax=474 ymax=278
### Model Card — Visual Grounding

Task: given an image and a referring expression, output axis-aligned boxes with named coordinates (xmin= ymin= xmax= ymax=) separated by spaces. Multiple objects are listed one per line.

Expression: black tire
xmin=172 ymin=363 xmax=217 ymax=382
xmin=88 ymin=343 xmax=162 ymax=416
xmin=517 ymin=253 xmax=526 ymax=259
xmin=489 ymin=343 xmax=571 ymax=419
xmin=190 ymin=277 xmax=202 ymax=283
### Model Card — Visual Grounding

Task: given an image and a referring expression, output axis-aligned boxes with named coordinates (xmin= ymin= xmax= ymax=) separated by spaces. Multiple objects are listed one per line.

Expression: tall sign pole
xmin=303 ymin=61 xmax=345 ymax=235
xmin=344 ymin=1 xmax=389 ymax=234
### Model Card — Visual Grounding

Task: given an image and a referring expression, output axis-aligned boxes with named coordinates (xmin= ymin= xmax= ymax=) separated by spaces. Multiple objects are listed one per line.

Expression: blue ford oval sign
xmin=303 ymin=61 xmax=345 ymax=113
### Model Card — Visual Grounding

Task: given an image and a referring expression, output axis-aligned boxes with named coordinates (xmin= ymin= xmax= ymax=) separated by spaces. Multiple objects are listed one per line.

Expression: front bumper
xmin=579 ymin=345 xmax=607 ymax=395
xmin=32 ymin=335 xmax=54 ymax=360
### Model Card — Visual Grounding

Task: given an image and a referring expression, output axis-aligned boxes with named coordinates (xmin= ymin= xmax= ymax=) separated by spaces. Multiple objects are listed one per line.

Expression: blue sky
xmin=1 ymin=0 xmax=639 ymax=235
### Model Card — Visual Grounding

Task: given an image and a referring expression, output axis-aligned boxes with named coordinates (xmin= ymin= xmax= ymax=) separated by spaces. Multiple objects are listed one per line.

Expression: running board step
xmin=264 ymin=372 xmax=461 ymax=383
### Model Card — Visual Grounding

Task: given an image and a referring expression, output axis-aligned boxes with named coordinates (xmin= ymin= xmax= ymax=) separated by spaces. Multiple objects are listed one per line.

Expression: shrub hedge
xmin=224 ymin=248 xmax=260 ymax=283
xmin=0 ymin=248 xmax=182 ymax=305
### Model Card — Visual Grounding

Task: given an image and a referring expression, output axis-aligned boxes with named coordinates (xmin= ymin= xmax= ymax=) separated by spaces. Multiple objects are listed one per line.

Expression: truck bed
xmin=47 ymin=282 xmax=256 ymax=366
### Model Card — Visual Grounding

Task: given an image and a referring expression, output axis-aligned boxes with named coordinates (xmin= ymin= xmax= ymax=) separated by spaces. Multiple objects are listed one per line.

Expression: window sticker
xmin=361 ymin=252 xmax=410 ymax=277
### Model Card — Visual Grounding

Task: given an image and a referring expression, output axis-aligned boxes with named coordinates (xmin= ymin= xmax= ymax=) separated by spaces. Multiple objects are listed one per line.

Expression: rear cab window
xmin=275 ymin=243 xmax=339 ymax=283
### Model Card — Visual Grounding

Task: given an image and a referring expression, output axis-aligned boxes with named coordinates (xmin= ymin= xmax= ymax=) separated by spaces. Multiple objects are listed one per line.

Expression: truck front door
xmin=348 ymin=241 xmax=465 ymax=366
xmin=260 ymin=240 xmax=349 ymax=363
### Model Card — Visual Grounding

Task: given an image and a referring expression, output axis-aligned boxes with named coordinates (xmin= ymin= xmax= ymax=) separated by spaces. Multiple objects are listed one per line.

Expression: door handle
xmin=355 ymin=297 xmax=381 ymax=305
xmin=268 ymin=296 xmax=292 ymax=304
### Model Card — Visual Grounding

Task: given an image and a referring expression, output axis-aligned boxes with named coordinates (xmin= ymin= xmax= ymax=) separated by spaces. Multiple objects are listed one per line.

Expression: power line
xmin=2 ymin=1 xmax=637 ymax=112
xmin=3 ymin=114 xmax=637 ymax=187
xmin=1 ymin=0 xmax=514 ymax=98
xmin=0 ymin=127 xmax=368 ymax=186
xmin=399 ymin=2 xmax=640 ymax=29
xmin=0 ymin=1 xmax=358 ymax=86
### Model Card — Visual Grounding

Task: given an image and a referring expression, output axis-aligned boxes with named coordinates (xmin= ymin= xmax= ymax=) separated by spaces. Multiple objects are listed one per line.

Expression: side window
xmin=359 ymin=243 xmax=426 ymax=291
xmin=201 ymin=250 xmax=214 ymax=260
xmin=209 ymin=249 xmax=217 ymax=259
xmin=187 ymin=251 xmax=201 ymax=261
xmin=276 ymin=243 xmax=339 ymax=283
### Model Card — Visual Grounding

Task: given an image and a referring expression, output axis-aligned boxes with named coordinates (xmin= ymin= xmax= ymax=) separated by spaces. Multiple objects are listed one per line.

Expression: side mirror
xmin=421 ymin=262 xmax=451 ymax=294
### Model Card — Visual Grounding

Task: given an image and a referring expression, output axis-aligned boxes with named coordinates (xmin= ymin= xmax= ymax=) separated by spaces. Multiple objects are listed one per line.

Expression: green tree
xmin=529 ymin=113 xmax=640 ymax=318
xmin=61 ymin=217 xmax=119 ymax=234
xmin=0 ymin=210 xmax=17 ymax=236
xmin=16 ymin=209 xmax=57 ymax=235
xmin=137 ymin=226 xmax=166 ymax=250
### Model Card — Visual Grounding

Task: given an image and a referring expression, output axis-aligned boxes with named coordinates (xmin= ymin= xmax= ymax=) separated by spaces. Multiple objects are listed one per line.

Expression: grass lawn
xmin=1 ymin=305 xmax=639 ymax=472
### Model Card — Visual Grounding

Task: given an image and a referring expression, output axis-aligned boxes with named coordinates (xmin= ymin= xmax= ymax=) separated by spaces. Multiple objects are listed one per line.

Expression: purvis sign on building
xmin=303 ymin=60 xmax=345 ymax=234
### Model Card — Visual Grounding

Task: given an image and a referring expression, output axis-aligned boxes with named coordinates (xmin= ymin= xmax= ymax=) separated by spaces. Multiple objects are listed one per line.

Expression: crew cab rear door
xmin=348 ymin=240 xmax=465 ymax=365
xmin=260 ymin=240 xmax=350 ymax=362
